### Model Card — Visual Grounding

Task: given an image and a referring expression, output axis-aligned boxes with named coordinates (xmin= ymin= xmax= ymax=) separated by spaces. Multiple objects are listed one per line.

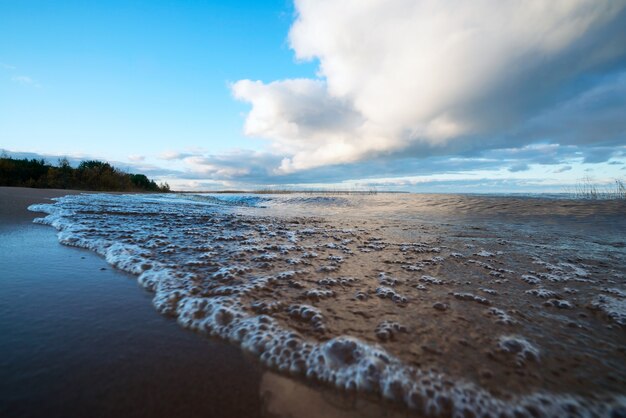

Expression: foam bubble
xmin=452 ymin=292 xmax=491 ymax=305
xmin=544 ymin=299 xmax=573 ymax=309
xmin=27 ymin=194 xmax=626 ymax=417
xmin=375 ymin=321 xmax=408 ymax=341
xmin=497 ymin=335 xmax=540 ymax=365
xmin=487 ymin=307 xmax=516 ymax=325
xmin=589 ymin=295 xmax=626 ymax=326
xmin=420 ymin=275 xmax=445 ymax=285
xmin=521 ymin=275 xmax=541 ymax=285
xmin=525 ymin=288 xmax=559 ymax=299
xmin=375 ymin=287 xmax=408 ymax=304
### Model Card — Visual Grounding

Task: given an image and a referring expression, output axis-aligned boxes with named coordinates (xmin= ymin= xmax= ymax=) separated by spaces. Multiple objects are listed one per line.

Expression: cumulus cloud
xmin=12 ymin=75 xmax=40 ymax=87
xmin=7 ymin=146 xmax=622 ymax=192
xmin=581 ymin=146 xmax=622 ymax=163
xmin=516 ymin=73 xmax=626 ymax=148
xmin=155 ymin=141 xmax=619 ymax=187
xmin=231 ymin=79 xmax=368 ymax=171
xmin=233 ymin=0 xmax=626 ymax=173
xmin=160 ymin=149 xmax=284 ymax=182
xmin=159 ymin=151 xmax=192 ymax=161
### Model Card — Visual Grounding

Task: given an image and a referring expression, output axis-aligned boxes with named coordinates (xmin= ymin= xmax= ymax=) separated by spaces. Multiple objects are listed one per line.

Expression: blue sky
xmin=1 ymin=0 xmax=315 ymax=158
xmin=2 ymin=1 xmax=625 ymax=191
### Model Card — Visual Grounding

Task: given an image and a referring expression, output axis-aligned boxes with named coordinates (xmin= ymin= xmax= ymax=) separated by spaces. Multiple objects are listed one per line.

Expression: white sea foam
xmin=590 ymin=295 xmax=626 ymax=326
xmin=28 ymin=194 xmax=626 ymax=417
xmin=497 ymin=335 xmax=540 ymax=365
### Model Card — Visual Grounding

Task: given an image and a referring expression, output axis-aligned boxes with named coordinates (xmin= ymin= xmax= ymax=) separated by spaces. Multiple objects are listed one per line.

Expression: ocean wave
xmin=28 ymin=194 xmax=626 ymax=417
xmin=177 ymin=193 xmax=271 ymax=207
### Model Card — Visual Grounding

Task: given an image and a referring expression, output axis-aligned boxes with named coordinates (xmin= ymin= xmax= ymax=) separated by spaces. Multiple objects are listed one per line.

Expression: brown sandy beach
xmin=0 ymin=187 xmax=406 ymax=418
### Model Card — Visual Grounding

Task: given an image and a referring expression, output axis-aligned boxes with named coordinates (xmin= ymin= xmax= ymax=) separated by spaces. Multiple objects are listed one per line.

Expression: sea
xmin=29 ymin=192 xmax=626 ymax=417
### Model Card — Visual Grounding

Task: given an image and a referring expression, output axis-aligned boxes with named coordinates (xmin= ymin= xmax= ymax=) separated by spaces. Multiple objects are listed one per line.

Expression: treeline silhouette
xmin=0 ymin=157 xmax=170 ymax=192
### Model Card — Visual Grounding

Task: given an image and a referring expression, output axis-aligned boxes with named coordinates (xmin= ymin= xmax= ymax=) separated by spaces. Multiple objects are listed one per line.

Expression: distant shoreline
xmin=0 ymin=156 xmax=169 ymax=192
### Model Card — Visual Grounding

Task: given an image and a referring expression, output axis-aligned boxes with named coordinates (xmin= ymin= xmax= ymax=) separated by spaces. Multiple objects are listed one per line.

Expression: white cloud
xmin=231 ymin=79 xmax=370 ymax=171
xmin=159 ymin=151 xmax=189 ymax=160
xmin=233 ymin=0 xmax=626 ymax=173
xmin=127 ymin=155 xmax=146 ymax=162
xmin=11 ymin=75 xmax=40 ymax=87
xmin=184 ymin=155 xmax=251 ymax=178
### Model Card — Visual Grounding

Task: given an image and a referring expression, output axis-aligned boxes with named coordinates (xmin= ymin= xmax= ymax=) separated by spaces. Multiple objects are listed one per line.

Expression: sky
xmin=1 ymin=0 xmax=626 ymax=192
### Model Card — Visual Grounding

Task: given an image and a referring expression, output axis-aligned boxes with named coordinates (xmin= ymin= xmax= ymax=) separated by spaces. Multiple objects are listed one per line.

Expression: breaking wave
xmin=28 ymin=193 xmax=626 ymax=417
xmin=177 ymin=194 xmax=271 ymax=207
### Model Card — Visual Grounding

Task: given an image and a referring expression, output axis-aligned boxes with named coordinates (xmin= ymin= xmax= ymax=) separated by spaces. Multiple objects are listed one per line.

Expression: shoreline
xmin=6 ymin=187 xmax=623 ymax=416
xmin=0 ymin=187 xmax=265 ymax=418
xmin=0 ymin=187 xmax=405 ymax=418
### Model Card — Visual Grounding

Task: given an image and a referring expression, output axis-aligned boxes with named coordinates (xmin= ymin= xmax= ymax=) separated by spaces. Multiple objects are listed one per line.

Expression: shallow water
xmin=29 ymin=193 xmax=626 ymax=417
xmin=0 ymin=217 xmax=406 ymax=418
xmin=0 ymin=221 xmax=263 ymax=418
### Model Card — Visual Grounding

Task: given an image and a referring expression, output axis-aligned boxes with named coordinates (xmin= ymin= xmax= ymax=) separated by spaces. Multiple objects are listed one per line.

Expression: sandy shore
xmin=0 ymin=187 xmax=265 ymax=418
xmin=0 ymin=187 xmax=82 ymax=225
xmin=0 ymin=187 xmax=405 ymax=418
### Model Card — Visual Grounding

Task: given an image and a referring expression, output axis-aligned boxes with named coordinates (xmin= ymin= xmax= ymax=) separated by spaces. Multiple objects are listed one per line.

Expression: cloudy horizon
xmin=2 ymin=0 xmax=625 ymax=192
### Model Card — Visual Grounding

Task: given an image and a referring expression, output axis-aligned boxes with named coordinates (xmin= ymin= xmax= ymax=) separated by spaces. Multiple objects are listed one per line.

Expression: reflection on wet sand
xmin=261 ymin=372 xmax=411 ymax=418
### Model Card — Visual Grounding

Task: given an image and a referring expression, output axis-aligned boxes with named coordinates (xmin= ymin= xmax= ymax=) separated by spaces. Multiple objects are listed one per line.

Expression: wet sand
xmin=26 ymin=190 xmax=626 ymax=416
xmin=0 ymin=187 xmax=409 ymax=418
xmin=0 ymin=187 xmax=264 ymax=418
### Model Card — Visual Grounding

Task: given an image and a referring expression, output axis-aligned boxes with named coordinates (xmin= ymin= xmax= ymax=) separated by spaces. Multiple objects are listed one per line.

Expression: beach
xmin=3 ymin=1 xmax=625 ymax=416
xmin=0 ymin=187 xmax=263 ymax=417
xmin=0 ymin=187 xmax=409 ymax=418
xmin=2 ymin=187 xmax=625 ymax=417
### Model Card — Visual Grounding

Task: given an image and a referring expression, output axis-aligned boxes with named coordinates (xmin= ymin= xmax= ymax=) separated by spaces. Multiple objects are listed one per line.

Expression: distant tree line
xmin=0 ymin=156 xmax=170 ymax=192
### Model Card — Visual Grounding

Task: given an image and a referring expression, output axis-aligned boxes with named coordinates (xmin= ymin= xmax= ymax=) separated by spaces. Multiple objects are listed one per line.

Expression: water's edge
xmin=28 ymin=194 xmax=626 ymax=417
